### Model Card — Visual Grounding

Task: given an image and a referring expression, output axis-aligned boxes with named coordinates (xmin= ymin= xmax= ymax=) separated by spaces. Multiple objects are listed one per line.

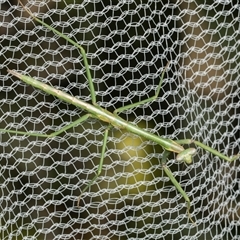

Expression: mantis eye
xmin=176 ymin=148 xmax=197 ymax=164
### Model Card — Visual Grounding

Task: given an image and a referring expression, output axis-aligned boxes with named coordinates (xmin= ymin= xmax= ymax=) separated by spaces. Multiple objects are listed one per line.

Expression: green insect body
xmin=1 ymin=0 xmax=239 ymax=225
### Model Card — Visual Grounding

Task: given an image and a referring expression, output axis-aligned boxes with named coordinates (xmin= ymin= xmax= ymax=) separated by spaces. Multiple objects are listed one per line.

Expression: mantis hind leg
xmin=0 ymin=114 xmax=91 ymax=138
xmin=18 ymin=0 xmax=98 ymax=107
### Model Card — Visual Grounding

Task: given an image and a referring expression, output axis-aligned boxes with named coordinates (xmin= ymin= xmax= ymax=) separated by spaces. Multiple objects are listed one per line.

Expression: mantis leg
xmin=77 ymin=127 xmax=109 ymax=207
xmin=18 ymin=0 xmax=97 ymax=106
xmin=175 ymin=139 xmax=240 ymax=162
xmin=113 ymin=62 xmax=170 ymax=115
xmin=0 ymin=114 xmax=91 ymax=138
xmin=161 ymin=150 xmax=195 ymax=224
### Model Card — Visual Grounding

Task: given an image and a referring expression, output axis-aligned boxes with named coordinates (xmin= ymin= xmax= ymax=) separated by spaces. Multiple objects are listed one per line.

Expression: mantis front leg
xmin=161 ymin=149 xmax=196 ymax=225
xmin=176 ymin=139 xmax=239 ymax=162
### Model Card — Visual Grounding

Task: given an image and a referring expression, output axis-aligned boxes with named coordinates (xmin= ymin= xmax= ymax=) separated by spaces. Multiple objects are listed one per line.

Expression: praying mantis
xmin=2 ymin=1 xmax=239 ymax=224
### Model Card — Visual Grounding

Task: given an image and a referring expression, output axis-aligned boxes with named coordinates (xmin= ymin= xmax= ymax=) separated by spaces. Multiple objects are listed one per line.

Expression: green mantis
xmin=2 ymin=1 xmax=239 ymax=224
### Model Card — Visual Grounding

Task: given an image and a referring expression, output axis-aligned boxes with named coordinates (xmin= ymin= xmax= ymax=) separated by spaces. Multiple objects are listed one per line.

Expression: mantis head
xmin=176 ymin=148 xmax=197 ymax=164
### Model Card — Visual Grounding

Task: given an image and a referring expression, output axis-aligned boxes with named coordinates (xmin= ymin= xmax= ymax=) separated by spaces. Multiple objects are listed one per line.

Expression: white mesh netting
xmin=0 ymin=1 xmax=240 ymax=239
